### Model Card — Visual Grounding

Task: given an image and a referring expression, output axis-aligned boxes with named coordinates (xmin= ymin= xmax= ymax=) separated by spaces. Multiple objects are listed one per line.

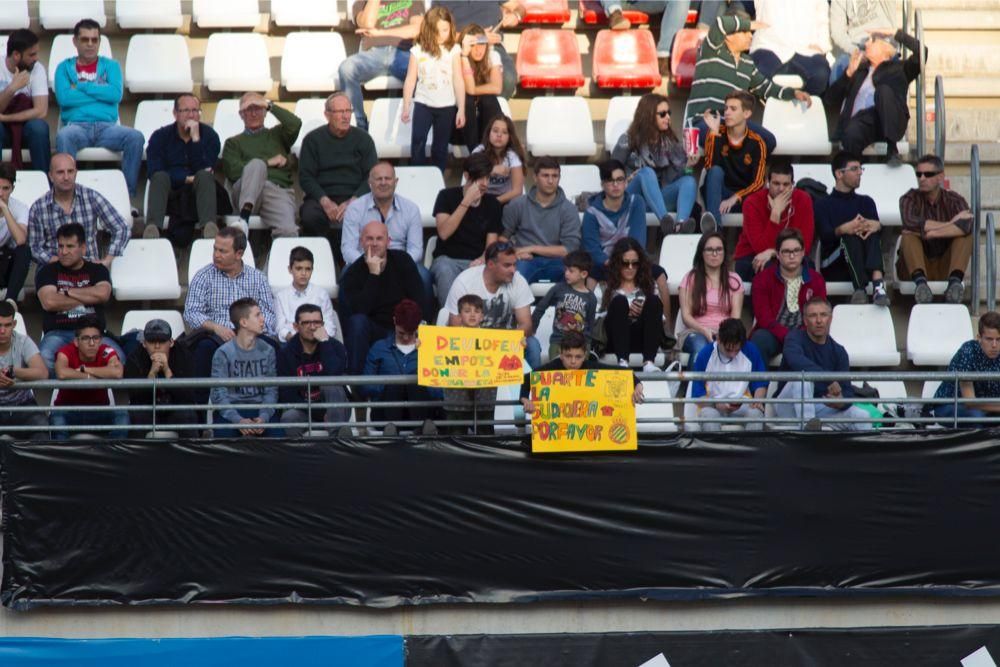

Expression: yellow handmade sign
xmin=529 ymin=369 xmax=637 ymax=453
xmin=417 ymin=325 xmax=525 ymax=388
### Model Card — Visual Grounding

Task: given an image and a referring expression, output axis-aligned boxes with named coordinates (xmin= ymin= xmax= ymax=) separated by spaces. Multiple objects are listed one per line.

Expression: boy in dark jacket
xmin=124 ymin=318 xmax=196 ymax=432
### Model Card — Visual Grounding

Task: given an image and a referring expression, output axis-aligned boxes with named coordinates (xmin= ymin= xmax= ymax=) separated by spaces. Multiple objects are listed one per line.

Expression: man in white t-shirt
xmin=0 ymin=164 xmax=30 ymax=301
xmin=0 ymin=299 xmax=48 ymax=438
xmin=444 ymin=240 xmax=541 ymax=369
xmin=0 ymin=29 xmax=51 ymax=172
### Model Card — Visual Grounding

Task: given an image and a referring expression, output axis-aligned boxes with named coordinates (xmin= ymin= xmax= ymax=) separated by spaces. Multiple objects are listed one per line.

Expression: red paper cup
xmin=684 ymin=127 xmax=700 ymax=157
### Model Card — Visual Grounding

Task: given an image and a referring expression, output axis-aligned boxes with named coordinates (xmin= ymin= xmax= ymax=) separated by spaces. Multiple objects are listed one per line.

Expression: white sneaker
xmin=642 ymin=361 xmax=659 ymax=373
xmin=618 ymin=359 xmax=629 ymax=368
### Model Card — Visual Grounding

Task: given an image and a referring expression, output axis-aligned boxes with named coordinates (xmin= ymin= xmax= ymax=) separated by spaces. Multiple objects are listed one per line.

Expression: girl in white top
xmin=457 ymin=23 xmax=505 ymax=152
xmin=471 ymin=115 xmax=526 ymax=205
xmin=402 ymin=6 xmax=465 ymax=173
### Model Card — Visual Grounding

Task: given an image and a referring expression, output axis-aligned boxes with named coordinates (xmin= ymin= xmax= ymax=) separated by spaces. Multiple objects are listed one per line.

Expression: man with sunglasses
xmin=814 ymin=150 xmax=888 ymax=306
xmin=825 ymin=27 xmax=924 ymax=165
xmin=897 ymin=154 xmax=972 ymax=304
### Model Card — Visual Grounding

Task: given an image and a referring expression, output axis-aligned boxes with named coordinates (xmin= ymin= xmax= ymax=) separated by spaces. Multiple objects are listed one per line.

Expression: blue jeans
xmin=416 ymin=263 xmax=435 ymax=314
xmin=701 ymin=165 xmax=736 ymax=224
xmin=829 ymin=53 xmax=851 ymax=86
xmin=213 ymin=408 xmax=285 ymax=438
xmin=51 ymin=407 xmax=129 ymax=440
xmin=751 ymin=50 xmax=830 ymax=96
xmin=56 ymin=121 xmax=144 ymax=196
xmin=682 ymin=331 xmax=710 ymax=365
xmin=0 ymin=118 xmax=51 ymax=172
xmin=342 ymin=314 xmax=390 ymax=376
xmin=524 ymin=334 xmax=542 ymax=372
xmin=410 ymin=102 xmax=456 ymax=173
xmin=627 ymin=167 xmax=697 ymax=221
xmin=517 ymin=257 xmax=565 ymax=283
xmin=933 ymin=404 xmax=989 ymax=429
xmin=600 ymin=1 xmax=690 ymax=54
xmin=338 ymin=46 xmax=411 ymax=131
xmin=39 ymin=330 xmax=126 ymax=377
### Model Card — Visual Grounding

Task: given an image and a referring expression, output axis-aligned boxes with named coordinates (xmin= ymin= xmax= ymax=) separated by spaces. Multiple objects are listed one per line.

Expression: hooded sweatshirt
xmin=581 ymin=191 xmax=647 ymax=267
xmin=501 ymin=186 xmax=581 ymax=252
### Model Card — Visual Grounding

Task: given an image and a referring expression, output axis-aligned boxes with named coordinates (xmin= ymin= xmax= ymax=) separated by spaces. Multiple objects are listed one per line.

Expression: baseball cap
xmin=143 ymin=319 xmax=172 ymax=342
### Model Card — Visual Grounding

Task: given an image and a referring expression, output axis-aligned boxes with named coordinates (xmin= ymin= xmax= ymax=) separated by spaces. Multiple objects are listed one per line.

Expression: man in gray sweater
xmin=210 ymin=297 xmax=282 ymax=438
xmin=500 ymin=156 xmax=581 ymax=284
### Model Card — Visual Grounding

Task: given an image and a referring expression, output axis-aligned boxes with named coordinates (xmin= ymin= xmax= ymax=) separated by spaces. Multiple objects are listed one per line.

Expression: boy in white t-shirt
xmin=273 ymin=245 xmax=337 ymax=343
xmin=0 ymin=164 xmax=31 ymax=301
xmin=0 ymin=29 xmax=51 ymax=171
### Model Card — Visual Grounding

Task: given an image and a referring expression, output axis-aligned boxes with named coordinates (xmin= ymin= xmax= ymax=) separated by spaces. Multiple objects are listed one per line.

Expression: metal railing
xmin=987 ymin=212 xmax=997 ymax=312
xmin=934 ymin=74 xmax=946 ymax=160
xmin=971 ymin=143 xmax=982 ymax=307
xmin=3 ymin=371 xmax=1000 ymax=438
xmin=915 ymin=8 xmax=925 ymax=156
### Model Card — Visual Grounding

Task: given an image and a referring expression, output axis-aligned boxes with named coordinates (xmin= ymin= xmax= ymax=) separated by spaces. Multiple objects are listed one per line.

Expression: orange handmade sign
xmin=417 ymin=325 xmax=525 ymax=388
xmin=529 ymin=369 xmax=637 ymax=453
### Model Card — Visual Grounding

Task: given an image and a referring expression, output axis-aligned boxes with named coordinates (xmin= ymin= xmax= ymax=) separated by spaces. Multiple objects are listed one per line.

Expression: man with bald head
xmin=339 ymin=220 xmax=427 ymax=374
xmin=221 ymin=92 xmax=302 ymax=238
xmin=27 ymin=152 xmax=128 ymax=267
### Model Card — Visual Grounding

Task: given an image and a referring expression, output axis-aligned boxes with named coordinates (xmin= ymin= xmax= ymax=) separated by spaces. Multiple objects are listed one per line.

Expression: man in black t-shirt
xmin=35 ymin=222 xmax=124 ymax=373
xmin=434 ymin=0 xmax=524 ymax=97
xmin=431 ymin=153 xmax=502 ymax=307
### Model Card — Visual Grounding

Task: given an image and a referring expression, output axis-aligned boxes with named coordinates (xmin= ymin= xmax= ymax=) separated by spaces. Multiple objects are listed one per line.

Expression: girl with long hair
xmin=678 ymin=231 xmax=744 ymax=362
xmin=457 ymin=23 xmax=504 ymax=152
xmin=471 ymin=114 xmax=526 ymax=205
xmin=601 ymin=238 xmax=664 ymax=373
xmin=401 ymin=6 xmax=465 ymax=172
xmin=611 ymin=92 xmax=702 ymax=235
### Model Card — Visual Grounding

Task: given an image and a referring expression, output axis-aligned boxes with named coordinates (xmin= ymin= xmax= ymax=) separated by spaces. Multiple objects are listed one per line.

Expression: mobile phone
xmin=632 ymin=295 xmax=646 ymax=308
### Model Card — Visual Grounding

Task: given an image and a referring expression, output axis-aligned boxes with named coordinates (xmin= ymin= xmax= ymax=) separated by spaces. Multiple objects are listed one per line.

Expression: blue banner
xmin=0 ymin=636 xmax=404 ymax=666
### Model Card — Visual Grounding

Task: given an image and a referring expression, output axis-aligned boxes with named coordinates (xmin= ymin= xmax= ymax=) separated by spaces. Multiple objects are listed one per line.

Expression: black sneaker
xmin=945 ymin=279 xmax=964 ymax=304
xmin=678 ymin=217 xmax=697 ymax=234
xmin=700 ymin=212 xmax=717 ymax=233
xmin=914 ymin=280 xmax=933 ymax=304
xmin=659 ymin=213 xmax=676 ymax=237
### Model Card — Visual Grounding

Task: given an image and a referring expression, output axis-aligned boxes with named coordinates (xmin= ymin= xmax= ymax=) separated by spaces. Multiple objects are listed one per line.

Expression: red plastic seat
xmin=521 ymin=0 xmax=571 ymax=24
xmin=592 ymin=29 xmax=661 ymax=89
xmin=515 ymin=29 xmax=585 ymax=89
xmin=578 ymin=0 xmax=648 ymax=26
xmin=669 ymin=27 xmax=706 ymax=89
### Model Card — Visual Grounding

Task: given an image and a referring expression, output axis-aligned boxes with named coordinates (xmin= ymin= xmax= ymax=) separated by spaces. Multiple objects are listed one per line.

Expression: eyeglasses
xmin=77 ymin=335 xmax=101 ymax=343
xmin=916 ymin=170 xmax=941 ymax=178
xmin=779 ymin=248 xmax=803 ymax=256
xmin=839 ymin=165 xmax=864 ymax=173
xmin=656 ymin=110 xmax=671 ymax=118
xmin=621 ymin=259 xmax=641 ymax=267
xmin=603 ymin=177 xmax=626 ymax=185
xmin=485 ymin=241 xmax=514 ymax=260
xmin=297 ymin=319 xmax=324 ymax=326
xmin=77 ymin=37 xmax=100 ymax=44
xmin=703 ymin=247 xmax=725 ymax=255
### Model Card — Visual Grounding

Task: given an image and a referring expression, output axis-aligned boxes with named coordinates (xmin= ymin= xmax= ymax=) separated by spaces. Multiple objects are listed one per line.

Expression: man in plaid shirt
xmin=27 ymin=153 xmax=129 ymax=267
xmin=184 ymin=226 xmax=277 ymax=377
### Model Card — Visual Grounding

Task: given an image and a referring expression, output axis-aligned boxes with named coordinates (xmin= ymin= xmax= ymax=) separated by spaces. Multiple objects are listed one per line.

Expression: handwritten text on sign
xmin=417 ymin=325 xmax=525 ymax=388
xmin=530 ymin=369 xmax=637 ymax=453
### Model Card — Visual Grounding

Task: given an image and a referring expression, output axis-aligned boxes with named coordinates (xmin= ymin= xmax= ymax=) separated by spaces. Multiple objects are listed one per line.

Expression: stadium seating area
xmin=1 ymin=0 xmax=997 ymax=433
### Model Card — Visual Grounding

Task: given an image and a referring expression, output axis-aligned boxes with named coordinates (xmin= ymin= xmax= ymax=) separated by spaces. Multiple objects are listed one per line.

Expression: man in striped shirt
xmin=701 ymin=90 xmax=769 ymax=230
xmin=685 ymin=12 xmax=811 ymax=153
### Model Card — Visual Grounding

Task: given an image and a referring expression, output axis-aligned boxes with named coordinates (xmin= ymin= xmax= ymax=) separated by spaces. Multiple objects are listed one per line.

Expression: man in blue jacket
xmin=773 ymin=297 xmax=873 ymax=431
xmin=144 ymin=93 xmax=229 ymax=243
xmin=277 ymin=303 xmax=350 ymax=436
xmin=54 ymin=19 xmax=144 ymax=202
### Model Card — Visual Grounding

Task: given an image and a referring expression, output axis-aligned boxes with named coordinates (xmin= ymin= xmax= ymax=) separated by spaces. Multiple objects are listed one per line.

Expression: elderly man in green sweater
xmin=298 ymin=91 xmax=378 ymax=264
xmin=221 ymin=92 xmax=302 ymax=238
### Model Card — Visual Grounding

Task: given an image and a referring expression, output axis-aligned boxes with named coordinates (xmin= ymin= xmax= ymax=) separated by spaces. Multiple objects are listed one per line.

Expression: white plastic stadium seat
xmin=423 ymin=236 xmax=437 ymax=269
xmin=203 ymin=34 xmax=272 ymax=93
xmin=533 ymin=308 xmax=555 ymax=363
xmin=75 ymin=170 xmax=131 ymax=222
xmin=906 ymin=304 xmax=973 ymax=366
xmin=763 ymin=96 xmax=831 ymax=156
xmin=829 ymin=304 xmax=900 ymax=367
xmin=855 ymin=164 xmax=917 ymax=226
xmin=395 ymin=166 xmax=446 ymax=227
xmin=368 ymin=98 xmax=432 ymax=159
xmin=494 ymin=384 xmax=522 ymax=435
xmin=557 ymin=164 xmax=600 ymax=201
xmin=111 ymin=240 xmax=182 ymax=301
xmin=771 ymin=74 xmax=804 ymax=88
xmin=12 ymin=170 xmax=50 ymax=209
xmin=435 ymin=308 xmax=450 ymax=327
xmin=125 ymin=35 xmax=193 ymax=94
xmin=658 ymin=234 xmax=701 ymax=293
xmin=364 ymin=76 xmax=403 ymax=91
xmin=212 ymin=98 xmax=279 ymax=144
xmin=115 ymin=0 xmax=183 ymax=29
xmin=637 ymin=379 xmax=678 ymax=433
xmin=120 ymin=310 xmax=186 ymax=339
xmin=793 ymin=163 xmax=836 ymax=192
xmin=39 ymin=0 xmax=106 ymax=30
xmin=0 ymin=0 xmax=30 ymax=30
xmin=271 ymin=0 xmax=341 ymax=27
xmin=281 ymin=32 xmax=347 ymax=92
xmin=604 ymin=95 xmax=641 ymax=152
xmin=188 ymin=239 xmax=256 ymax=280
xmin=267 ymin=237 xmax=338 ymax=298
xmin=48 ymin=34 xmax=112 ymax=89
xmin=133 ymin=100 xmax=176 ymax=154
xmin=192 ymin=0 xmax=261 ymax=28
xmin=526 ymin=97 xmax=596 ymax=157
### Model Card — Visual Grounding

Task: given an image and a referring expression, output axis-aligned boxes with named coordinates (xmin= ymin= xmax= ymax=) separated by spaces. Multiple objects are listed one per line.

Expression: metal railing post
xmin=915 ymin=9 xmax=925 ymax=157
xmin=901 ymin=0 xmax=910 ymax=59
xmin=987 ymin=212 xmax=997 ymax=312
xmin=934 ymin=74 xmax=946 ymax=160
xmin=971 ymin=144 xmax=982 ymax=307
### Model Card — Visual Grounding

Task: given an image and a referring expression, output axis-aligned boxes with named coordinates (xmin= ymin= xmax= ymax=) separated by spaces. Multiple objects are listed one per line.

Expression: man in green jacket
xmin=221 ymin=92 xmax=301 ymax=238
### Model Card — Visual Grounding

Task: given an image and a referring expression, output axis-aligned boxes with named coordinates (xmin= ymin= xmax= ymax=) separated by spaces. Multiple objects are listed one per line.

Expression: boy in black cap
xmin=124 ymin=318 xmax=197 ymax=432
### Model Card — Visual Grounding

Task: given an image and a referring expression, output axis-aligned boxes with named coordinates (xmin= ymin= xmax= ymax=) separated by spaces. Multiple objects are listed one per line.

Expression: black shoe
xmin=914 ymin=280 xmax=933 ymax=304
xmin=804 ymin=417 xmax=822 ymax=431
xmin=945 ymin=278 xmax=964 ymax=304
xmin=678 ymin=217 xmax=697 ymax=234
xmin=659 ymin=213 xmax=676 ymax=236
xmin=700 ymin=212 xmax=717 ymax=233
xmin=419 ymin=419 xmax=438 ymax=436
xmin=382 ymin=423 xmax=398 ymax=436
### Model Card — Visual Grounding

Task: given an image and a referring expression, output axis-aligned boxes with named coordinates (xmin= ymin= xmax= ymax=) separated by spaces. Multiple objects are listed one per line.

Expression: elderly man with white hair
xmin=220 ymin=92 xmax=302 ymax=238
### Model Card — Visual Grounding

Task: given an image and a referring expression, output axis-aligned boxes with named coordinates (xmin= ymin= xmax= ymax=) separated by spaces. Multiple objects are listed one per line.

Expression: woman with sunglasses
xmin=678 ymin=232 xmax=744 ymax=362
xmin=611 ymin=93 xmax=699 ymax=236
xmin=601 ymin=238 xmax=664 ymax=373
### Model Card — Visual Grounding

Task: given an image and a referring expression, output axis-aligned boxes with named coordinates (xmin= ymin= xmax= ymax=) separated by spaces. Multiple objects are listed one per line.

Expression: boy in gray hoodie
xmin=500 ymin=156 xmax=581 ymax=284
xmin=211 ymin=297 xmax=282 ymax=438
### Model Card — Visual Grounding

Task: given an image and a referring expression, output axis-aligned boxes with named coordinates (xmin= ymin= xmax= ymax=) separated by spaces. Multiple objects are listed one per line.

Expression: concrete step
xmin=947 ymin=175 xmax=1000 ymax=209
xmin=912 ymin=0 xmax=1000 ymax=11
xmin=917 ymin=76 xmax=1000 ymax=98
xmin=923 ymin=32 xmax=1000 ymax=75
xmin=905 ymin=107 xmax=1000 ymax=143
xmin=940 ymin=142 xmax=1000 ymax=166
xmin=919 ymin=9 xmax=1000 ymax=29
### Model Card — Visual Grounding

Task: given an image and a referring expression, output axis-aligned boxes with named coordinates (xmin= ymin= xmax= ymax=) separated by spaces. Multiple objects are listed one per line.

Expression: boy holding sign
xmin=440 ymin=294 xmax=499 ymax=434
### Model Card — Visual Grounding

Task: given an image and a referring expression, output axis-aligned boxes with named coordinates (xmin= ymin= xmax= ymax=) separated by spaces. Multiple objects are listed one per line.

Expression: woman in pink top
xmin=678 ymin=231 xmax=744 ymax=363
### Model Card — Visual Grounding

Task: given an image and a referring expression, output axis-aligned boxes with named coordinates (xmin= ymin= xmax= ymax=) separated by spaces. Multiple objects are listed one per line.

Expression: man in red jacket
xmin=749 ymin=228 xmax=827 ymax=362
xmin=734 ymin=159 xmax=815 ymax=282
